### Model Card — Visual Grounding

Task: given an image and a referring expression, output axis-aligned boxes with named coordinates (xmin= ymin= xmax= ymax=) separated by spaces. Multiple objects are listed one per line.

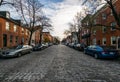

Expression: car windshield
xmin=95 ymin=46 xmax=103 ymax=50
xmin=16 ymin=45 xmax=23 ymax=49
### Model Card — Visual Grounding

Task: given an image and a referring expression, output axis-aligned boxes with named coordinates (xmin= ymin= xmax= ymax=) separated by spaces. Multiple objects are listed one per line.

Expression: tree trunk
xmin=28 ymin=31 xmax=33 ymax=45
xmin=39 ymin=33 xmax=42 ymax=45
xmin=39 ymin=29 xmax=43 ymax=45
xmin=108 ymin=1 xmax=120 ymax=28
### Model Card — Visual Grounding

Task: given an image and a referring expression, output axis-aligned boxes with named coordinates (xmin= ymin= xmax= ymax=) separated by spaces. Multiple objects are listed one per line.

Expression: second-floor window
xmin=102 ymin=26 xmax=107 ymax=33
xmin=14 ymin=25 xmax=17 ymax=32
xmin=102 ymin=13 xmax=107 ymax=20
xmin=6 ymin=22 xmax=10 ymax=30
xmin=111 ymin=22 xmax=116 ymax=31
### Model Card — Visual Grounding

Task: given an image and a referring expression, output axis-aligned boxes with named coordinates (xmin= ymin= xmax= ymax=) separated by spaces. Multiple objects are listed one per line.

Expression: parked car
xmin=69 ymin=43 xmax=76 ymax=48
xmin=33 ymin=44 xmax=43 ymax=51
xmin=41 ymin=44 xmax=48 ymax=49
xmin=0 ymin=45 xmax=33 ymax=58
xmin=84 ymin=45 xmax=119 ymax=59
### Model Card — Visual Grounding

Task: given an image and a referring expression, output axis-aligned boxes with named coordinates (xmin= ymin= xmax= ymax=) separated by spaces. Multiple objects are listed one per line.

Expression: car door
xmin=88 ymin=46 xmax=95 ymax=55
xmin=91 ymin=46 xmax=97 ymax=56
xmin=87 ymin=46 xmax=92 ymax=54
xmin=22 ymin=45 xmax=28 ymax=54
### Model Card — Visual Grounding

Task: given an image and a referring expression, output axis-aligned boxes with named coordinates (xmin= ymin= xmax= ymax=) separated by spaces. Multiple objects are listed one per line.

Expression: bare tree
xmin=13 ymin=0 xmax=43 ymax=45
xmin=38 ymin=16 xmax=53 ymax=45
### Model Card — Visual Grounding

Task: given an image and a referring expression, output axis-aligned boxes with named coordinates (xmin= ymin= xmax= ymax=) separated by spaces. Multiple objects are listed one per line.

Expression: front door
xmin=3 ymin=34 xmax=7 ymax=47
xmin=117 ymin=37 xmax=120 ymax=49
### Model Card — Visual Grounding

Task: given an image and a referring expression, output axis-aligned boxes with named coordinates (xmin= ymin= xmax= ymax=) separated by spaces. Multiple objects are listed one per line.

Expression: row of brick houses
xmin=0 ymin=11 xmax=54 ymax=48
xmin=81 ymin=0 xmax=120 ymax=49
xmin=0 ymin=11 xmax=30 ymax=48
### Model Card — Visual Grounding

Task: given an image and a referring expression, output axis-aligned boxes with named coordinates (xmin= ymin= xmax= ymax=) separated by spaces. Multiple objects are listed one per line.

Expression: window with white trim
xmin=111 ymin=22 xmax=116 ymax=31
xmin=102 ymin=38 xmax=106 ymax=45
xmin=14 ymin=25 xmax=17 ymax=32
xmin=93 ymin=30 xmax=96 ymax=35
xmin=102 ymin=26 xmax=107 ymax=33
xmin=6 ymin=22 xmax=10 ymax=30
xmin=111 ymin=36 xmax=116 ymax=45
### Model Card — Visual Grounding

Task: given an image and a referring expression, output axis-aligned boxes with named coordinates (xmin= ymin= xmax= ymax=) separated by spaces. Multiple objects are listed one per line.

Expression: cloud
xmin=0 ymin=0 xmax=83 ymax=40
xmin=43 ymin=0 xmax=83 ymax=39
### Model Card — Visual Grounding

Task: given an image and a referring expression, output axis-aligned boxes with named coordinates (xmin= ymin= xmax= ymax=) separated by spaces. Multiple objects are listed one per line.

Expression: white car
xmin=1 ymin=45 xmax=33 ymax=58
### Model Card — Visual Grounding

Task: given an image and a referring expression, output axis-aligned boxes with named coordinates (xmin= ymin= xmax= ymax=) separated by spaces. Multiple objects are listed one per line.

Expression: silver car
xmin=0 ymin=45 xmax=33 ymax=58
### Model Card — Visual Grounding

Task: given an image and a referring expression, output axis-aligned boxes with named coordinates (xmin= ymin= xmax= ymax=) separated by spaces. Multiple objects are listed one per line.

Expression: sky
xmin=0 ymin=0 xmax=83 ymax=40
xmin=41 ymin=0 xmax=83 ymax=40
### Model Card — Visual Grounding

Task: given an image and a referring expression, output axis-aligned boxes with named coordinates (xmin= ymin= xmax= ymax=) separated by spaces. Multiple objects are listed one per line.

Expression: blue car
xmin=84 ymin=45 xmax=119 ymax=59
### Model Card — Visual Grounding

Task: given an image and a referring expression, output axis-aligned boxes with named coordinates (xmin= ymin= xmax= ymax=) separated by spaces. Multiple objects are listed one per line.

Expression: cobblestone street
xmin=0 ymin=45 xmax=120 ymax=82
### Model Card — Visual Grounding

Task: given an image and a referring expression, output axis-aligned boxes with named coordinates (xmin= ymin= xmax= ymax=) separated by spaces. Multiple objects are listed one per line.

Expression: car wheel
xmin=17 ymin=53 xmax=22 ymax=57
xmin=94 ymin=53 xmax=99 ymax=59
xmin=29 ymin=50 xmax=32 ymax=53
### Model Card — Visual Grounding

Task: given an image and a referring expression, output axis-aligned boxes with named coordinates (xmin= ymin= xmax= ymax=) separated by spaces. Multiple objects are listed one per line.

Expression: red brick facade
xmin=91 ymin=0 xmax=120 ymax=48
xmin=0 ymin=12 xmax=29 ymax=48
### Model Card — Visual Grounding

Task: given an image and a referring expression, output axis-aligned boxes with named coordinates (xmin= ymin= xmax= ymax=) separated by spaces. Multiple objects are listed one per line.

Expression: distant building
xmin=71 ymin=32 xmax=78 ymax=43
xmin=0 ymin=11 xmax=29 ymax=48
xmin=42 ymin=32 xmax=53 ymax=43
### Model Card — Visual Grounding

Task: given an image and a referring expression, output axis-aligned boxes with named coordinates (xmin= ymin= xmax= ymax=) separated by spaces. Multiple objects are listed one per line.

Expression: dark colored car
xmin=33 ymin=44 xmax=43 ymax=51
xmin=74 ymin=43 xmax=86 ymax=51
xmin=84 ymin=45 xmax=119 ymax=59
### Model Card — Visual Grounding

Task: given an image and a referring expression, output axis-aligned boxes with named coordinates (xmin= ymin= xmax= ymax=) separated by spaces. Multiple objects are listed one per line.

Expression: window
xmin=111 ymin=36 xmax=116 ymax=45
xmin=102 ymin=38 xmax=106 ymax=45
xmin=16 ymin=36 xmax=18 ymax=43
xmin=14 ymin=25 xmax=17 ymax=32
xmin=6 ymin=22 xmax=10 ymax=30
xmin=102 ymin=26 xmax=107 ymax=33
xmin=94 ymin=19 xmax=97 ymax=25
xmin=6 ymin=12 xmax=10 ymax=18
xmin=102 ymin=13 xmax=107 ymax=19
xmin=93 ymin=30 xmax=96 ymax=35
xmin=93 ymin=38 xmax=96 ymax=45
xmin=10 ymin=35 xmax=13 ymax=43
xmin=22 ymin=28 xmax=24 ymax=34
xmin=111 ymin=22 xmax=116 ymax=31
